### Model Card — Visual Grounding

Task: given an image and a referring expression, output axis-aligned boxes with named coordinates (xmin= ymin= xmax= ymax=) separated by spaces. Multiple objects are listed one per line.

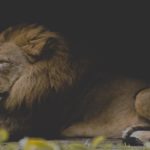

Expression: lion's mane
xmin=0 ymin=24 xmax=77 ymax=109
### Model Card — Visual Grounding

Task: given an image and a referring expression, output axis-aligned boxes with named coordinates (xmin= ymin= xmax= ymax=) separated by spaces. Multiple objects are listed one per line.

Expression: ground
xmin=0 ymin=139 xmax=149 ymax=150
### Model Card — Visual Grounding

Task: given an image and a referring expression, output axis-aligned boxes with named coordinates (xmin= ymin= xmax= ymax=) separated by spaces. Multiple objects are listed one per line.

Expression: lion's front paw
xmin=122 ymin=125 xmax=150 ymax=146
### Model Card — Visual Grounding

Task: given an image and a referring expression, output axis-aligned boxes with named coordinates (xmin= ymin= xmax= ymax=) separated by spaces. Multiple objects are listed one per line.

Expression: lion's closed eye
xmin=0 ymin=62 xmax=11 ymax=72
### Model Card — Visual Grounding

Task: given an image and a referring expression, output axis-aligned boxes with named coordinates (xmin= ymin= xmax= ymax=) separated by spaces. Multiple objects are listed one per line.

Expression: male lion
xmin=0 ymin=24 xmax=150 ymax=145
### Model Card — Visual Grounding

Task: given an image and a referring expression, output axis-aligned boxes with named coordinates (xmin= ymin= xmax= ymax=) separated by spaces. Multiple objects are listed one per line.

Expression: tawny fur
xmin=0 ymin=24 xmax=150 ymax=141
xmin=0 ymin=24 xmax=76 ymax=109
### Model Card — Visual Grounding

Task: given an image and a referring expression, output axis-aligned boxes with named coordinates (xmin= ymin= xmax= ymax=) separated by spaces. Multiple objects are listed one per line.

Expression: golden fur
xmin=0 ymin=24 xmax=76 ymax=109
xmin=1 ymin=24 xmax=150 ymax=142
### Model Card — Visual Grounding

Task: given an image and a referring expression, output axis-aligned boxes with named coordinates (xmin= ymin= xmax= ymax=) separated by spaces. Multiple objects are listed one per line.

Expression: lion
xmin=0 ymin=24 xmax=150 ymax=145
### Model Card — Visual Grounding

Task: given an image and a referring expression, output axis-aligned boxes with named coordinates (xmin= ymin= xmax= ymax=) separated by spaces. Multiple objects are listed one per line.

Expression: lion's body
xmin=0 ymin=24 xmax=150 ymax=143
xmin=62 ymin=76 xmax=149 ymax=138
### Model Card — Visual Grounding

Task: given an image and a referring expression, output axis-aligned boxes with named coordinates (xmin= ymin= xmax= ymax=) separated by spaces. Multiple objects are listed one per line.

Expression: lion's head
xmin=0 ymin=24 xmax=76 ymax=110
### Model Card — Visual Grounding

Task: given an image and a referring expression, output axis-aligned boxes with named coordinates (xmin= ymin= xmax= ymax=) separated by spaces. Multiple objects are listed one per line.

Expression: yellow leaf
xmin=0 ymin=128 xmax=9 ymax=142
xmin=91 ymin=136 xmax=106 ymax=148
xmin=19 ymin=137 xmax=60 ymax=150
xmin=66 ymin=143 xmax=87 ymax=150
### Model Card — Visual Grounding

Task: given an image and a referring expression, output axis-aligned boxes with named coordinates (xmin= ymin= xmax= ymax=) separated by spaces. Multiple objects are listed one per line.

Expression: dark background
xmin=0 ymin=1 xmax=150 ymax=78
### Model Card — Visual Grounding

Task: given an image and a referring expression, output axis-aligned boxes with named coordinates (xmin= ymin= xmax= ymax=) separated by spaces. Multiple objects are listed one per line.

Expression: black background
xmin=0 ymin=1 xmax=150 ymax=78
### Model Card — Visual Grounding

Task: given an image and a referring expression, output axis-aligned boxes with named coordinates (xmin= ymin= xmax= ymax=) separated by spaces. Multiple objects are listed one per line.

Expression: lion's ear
xmin=1 ymin=24 xmax=68 ymax=59
xmin=20 ymin=32 xmax=68 ymax=61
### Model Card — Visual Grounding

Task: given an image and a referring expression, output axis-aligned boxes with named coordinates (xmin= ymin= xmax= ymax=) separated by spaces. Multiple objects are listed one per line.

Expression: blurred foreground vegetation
xmin=0 ymin=128 xmax=150 ymax=150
